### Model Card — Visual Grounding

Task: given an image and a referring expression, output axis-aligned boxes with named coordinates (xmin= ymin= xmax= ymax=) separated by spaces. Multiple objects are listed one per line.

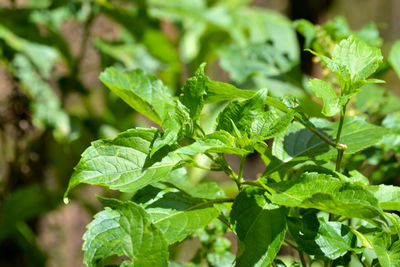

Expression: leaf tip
xmin=63 ymin=197 xmax=71 ymax=205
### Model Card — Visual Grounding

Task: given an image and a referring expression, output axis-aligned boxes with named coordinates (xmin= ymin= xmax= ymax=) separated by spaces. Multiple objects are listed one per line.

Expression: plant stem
xmin=237 ymin=155 xmax=246 ymax=185
xmin=302 ymin=121 xmax=337 ymax=149
xmin=187 ymin=198 xmax=235 ymax=211
xmin=335 ymin=105 xmax=347 ymax=172
xmin=241 ymin=180 xmax=264 ymax=188
xmin=299 ymin=250 xmax=307 ymax=267
xmin=283 ymin=238 xmax=298 ymax=249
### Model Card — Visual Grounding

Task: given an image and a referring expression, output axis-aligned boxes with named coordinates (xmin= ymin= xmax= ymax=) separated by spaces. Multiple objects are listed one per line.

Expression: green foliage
xmin=288 ymin=212 xmax=357 ymax=260
xmin=307 ymin=36 xmax=383 ymax=96
xmin=83 ymin=198 xmax=168 ymax=267
xmin=65 ymin=18 xmax=400 ymax=262
xmin=230 ymin=186 xmax=287 ymax=266
xmin=0 ymin=1 xmax=389 ymax=265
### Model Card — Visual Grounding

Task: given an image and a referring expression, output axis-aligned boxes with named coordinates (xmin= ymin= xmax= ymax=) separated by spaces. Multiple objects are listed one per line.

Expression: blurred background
xmin=0 ymin=0 xmax=399 ymax=266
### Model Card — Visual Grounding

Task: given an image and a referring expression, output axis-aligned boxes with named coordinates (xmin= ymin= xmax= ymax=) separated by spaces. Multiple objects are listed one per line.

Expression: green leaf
xmin=163 ymin=168 xmax=226 ymax=200
xmin=100 ymin=67 xmax=174 ymax=125
xmin=93 ymin=37 xmax=162 ymax=74
xmin=389 ymin=40 xmax=400 ymax=79
xmin=144 ymin=190 xmax=221 ymax=244
xmin=355 ymin=84 xmax=386 ymax=114
xmin=177 ymin=130 xmax=250 ymax=156
xmin=0 ymin=25 xmax=58 ymax=78
xmin=150 ymin=100 xmax=193 ymax=155
xmin=266 ymin=172 xmax=387 ymax=227
xmin=288 ymin=212 xmax=357 ymax=260
xmin=230 ymin=186 xmax=287 ymax=267
xmin=308 ymin=36 xmax=383 ymax=95
xmin=180 ymin=63 xmax=207 ymax=120
xmin=65 ymin=128 xmax=185 ymax=197
xmin=373 ymin=233 xmax=400 ymax=267
xmin=83 ymin=198 xmax=168 ymax=267
xmin=216 ymin=89 xmax=293 ymax=141
xmin=380 ymin=112 xmax=400 ymax=153
xmin=0 ymin=185 xmax=49 ymax=241
xmin=308 ymin=78 xmax=350 ymax=116
xmin=368 ymin=185 xmax=400 ymax=211
xmin=219 ymin=43 xmax=294 ymax=83
xmin=294 ymin=19 xmax=316 ymax=48
xmin=12 ymin=54 xmax=71 ymax=140
xmin=206 ymin=237 xmax=235 ymax=267
xmin=267 ymin=117 xmax=388 ymax=174
xmin=204 ymin=79 xmax=255 ymax=103
xmin=385 ymin=213 xmax=400 ymax=237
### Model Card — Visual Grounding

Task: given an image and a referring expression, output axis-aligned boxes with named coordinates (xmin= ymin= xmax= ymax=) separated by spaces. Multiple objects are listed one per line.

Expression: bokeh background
xmin=0 ymin=0 xmax=399 ymax=266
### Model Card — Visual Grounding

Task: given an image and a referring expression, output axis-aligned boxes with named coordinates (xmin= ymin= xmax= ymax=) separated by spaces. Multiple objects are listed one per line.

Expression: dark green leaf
xmin=83 ymin=198 xmax=168 ymax=267
xmin=288 ymin=212 xmax=357 ymax=260
xmin=180 ymin=63 xmax=207 ymax=119
xmin=230 ymin=186 xmax=287 ymax=267
xmin=267 ymin=117 xmax=388 ymax=174
xmin=0 ymin=185 xmax=49 ymax=241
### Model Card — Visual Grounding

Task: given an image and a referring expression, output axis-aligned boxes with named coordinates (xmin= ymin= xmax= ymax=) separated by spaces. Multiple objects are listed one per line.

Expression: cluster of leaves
xmin=66 ymin=28 xmax=400 ymax=266
xmin=0 ymin=0 xmax=321 ymax=265
xmin=1 ymin=0 xmax=298 ymax=264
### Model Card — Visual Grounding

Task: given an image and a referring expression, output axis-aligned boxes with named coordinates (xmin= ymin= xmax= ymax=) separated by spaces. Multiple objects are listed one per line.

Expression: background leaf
xmin=368 ymin=185 xmax=400 ymax=211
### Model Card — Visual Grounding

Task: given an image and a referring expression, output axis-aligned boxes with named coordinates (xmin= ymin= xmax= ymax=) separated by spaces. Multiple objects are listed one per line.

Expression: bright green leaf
xmin=100 ymin=67 xmax=174 ymax=125
xmin=267 ymin=172 xmax=387 ymax=227
xmin=373 ymin=233 xmax=400 ymax=267
xmin=145 ymin=190 xmax=221 ymax=244
xmin=65 ymin=128 xmax=185 ymax=197
xmin=368 ymin=185 xmax=400 ymax=211
xmin=308 ymin=36 xmax=383 ymax=95
xmin=216 ymin=89 xmax=293 ymax=141
xmin=308 ymin=78 xmax=350 ymax=116
xmin=177 ymin=130 xmax=251 ymax=156
xmin=204 ymin=79 xmax=255 ymax=103
xmin=83 ymin=198 xmax=168 ymax=267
